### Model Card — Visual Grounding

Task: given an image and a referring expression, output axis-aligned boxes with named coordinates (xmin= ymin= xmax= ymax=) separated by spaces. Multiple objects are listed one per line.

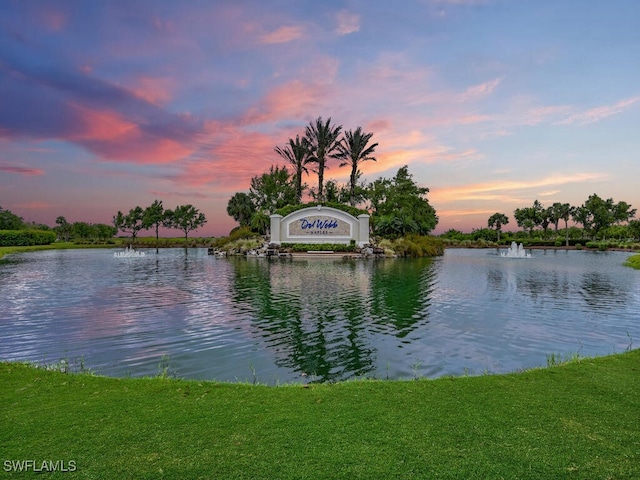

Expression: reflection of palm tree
xmin=336 ymin=127 xmax=378 ymax=206
xmin=274 ymin=136 xmax=311 ymax=204
xmin=228 ymin=258 xmax=375 ymax=382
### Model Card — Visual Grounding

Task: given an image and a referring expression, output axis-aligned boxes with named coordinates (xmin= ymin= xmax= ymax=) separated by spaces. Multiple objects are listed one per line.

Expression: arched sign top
xmin=270 ymin=206 xmax=369 ymax=247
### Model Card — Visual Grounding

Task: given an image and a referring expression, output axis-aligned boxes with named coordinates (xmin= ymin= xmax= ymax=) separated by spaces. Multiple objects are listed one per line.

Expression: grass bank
xmin=0 ymin=238 xmax=209 ymax=260
xmin=625 ymin=253 xmax=640 ymax=269
xmin=0 ymin=243 xmax=94 ymax=260
xmin=2 ymin=351 xmax=639 ymax=479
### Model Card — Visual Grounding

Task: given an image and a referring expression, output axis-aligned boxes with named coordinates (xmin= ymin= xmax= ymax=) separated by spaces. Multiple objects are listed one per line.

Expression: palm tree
xmin=487 ymin=212 xmax=509 ymax=243
xmin=336 ymin=126 xmax=378 ymax=206
xmin=274 ymin=135 xmax=311 ymax=203
xmin=304 ymin=116 xmax=342 ymax=202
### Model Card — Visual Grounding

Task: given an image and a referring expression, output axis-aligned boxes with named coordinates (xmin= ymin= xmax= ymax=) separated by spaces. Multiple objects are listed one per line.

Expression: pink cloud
xmin=457 ymin=77 xmax=503 ymax=102
xmin=129 ymin=76 xmax=174 ymax=105
xmin=555 ymin=96 xmax=640 ymax=125
xmin=242 ymin=80 xmax=331 ymax=125
xmin=174 ymin=121 xmax=280 ymax=189
xmin=0 ymin=164 xmax=45 ymax=176
xmin=67 ymin=104 xmax=195 ymax=164
xmin=431 ymin=172 xmax=609 ymax=203
xmin=38 ymin=8 xmax=67 ymax=32
xmin=335 ymin=11 xmax=360 ymax=35
xmin=259 ymin=25 xmax=305 ymax=44
xmin=13 ymin=201 xmax=52 ymax=210
xmin=68 ymin=104 xmax=138 ymax=142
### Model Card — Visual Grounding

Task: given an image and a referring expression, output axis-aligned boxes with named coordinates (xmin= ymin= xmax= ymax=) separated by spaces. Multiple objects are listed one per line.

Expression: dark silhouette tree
xmin=165 ymin=204 xmax=207 ymax=242
xmin=487 ymin=213 xmax=509 ymax=242
xmin=113 ymin=206 xmax=145 ymax=244
xmin=142 ymin=200 xmax=167 ymax=249
xmin=226 ymin=192 xmax=256 ymax=228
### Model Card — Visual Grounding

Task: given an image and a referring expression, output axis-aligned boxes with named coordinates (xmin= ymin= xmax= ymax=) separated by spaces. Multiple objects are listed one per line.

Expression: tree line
xmin=226 ymin=116 xmax=438 ymax=239
xmin=112 ymin=200 xmax=207 ymax=243
xmin=485 ymin=194 xmax=639 ymax=245
xmin=1 ymin=206 xmax=115 ymax=243
xmin=0 ymin=202 xmax=207 ymax=245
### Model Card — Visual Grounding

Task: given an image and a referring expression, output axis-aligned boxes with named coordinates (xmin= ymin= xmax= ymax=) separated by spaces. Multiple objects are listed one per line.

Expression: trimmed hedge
xmin=275 ymin=202 xmax=367 ymax=219
xmin=0 ymin=230 xmax=57 ymax=247
xmin=280 ymin=243 xmax=356 ymax=252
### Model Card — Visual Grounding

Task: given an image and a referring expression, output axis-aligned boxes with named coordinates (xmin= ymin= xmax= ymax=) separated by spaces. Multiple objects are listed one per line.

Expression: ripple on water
xmin=1 ymin=249 xmax=639 ymax=382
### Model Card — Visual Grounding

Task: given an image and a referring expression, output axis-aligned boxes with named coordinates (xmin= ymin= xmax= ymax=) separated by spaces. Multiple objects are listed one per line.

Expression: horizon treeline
xmin=0 ymin=202 xmax=208 ymax=244
xmin=455 ymin=194 xmax=640 ymax=245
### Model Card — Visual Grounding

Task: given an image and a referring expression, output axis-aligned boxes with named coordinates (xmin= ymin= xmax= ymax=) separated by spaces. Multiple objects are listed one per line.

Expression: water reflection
xmin=227 ymin=257 xmax=436 ymax=381
xmin=0 ymin=248 xmax=638 ymax=382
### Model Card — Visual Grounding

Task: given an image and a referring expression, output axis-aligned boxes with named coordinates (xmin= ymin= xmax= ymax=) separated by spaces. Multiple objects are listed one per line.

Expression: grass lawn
xmin=2 ymin=351 xmax=639 ymax=479
xmin=0 ymin=238 xmax=210 ymax=260
xmin=625 ymin=254 xmax=640 ymax=269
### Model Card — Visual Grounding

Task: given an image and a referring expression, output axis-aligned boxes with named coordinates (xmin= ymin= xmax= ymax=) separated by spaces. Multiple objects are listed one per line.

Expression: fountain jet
xmin=500 ymin=241 xmax=531 ymax=258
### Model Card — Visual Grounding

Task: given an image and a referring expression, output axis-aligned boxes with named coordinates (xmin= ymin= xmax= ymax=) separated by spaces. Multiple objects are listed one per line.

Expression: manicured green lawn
xmin=2 ymin=351 xmax=639 ymax=479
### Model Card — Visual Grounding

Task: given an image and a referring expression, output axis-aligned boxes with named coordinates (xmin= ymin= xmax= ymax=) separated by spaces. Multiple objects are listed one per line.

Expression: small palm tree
xmin=274 ymin=135 xmax=311 ymax=204
xmin=488 ymin=212 xmax=509 ymax=242
xmin=305 ymin=116 xmax=342 ymax=202
xmin=336 ymin=126 xmax=378 ymax=206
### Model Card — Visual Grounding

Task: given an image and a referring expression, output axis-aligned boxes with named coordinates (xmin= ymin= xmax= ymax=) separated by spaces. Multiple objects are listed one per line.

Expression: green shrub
xmin=0 ymin=230 xmax=56 ymax=246
xmin=575 ymin=243 xmax=582 ymax=250
xmin=275 ymin=202 xmax=367 ymax=219
xmin=281 ymin=243 xmax=355 ymax=252
xmin=390 ymin=235 xmax=444 ymax=257
xmin=554 ymin=240 xmax=563 ymax=247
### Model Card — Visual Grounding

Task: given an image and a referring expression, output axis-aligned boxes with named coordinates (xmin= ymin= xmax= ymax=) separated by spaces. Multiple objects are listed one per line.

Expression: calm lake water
xmin=1 ymin=248 xmax=638 ymax=383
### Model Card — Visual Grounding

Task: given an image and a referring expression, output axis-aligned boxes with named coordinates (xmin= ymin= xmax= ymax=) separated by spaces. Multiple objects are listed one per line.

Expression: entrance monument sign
xmin=270 ymin=205 xmax=370 ymax=246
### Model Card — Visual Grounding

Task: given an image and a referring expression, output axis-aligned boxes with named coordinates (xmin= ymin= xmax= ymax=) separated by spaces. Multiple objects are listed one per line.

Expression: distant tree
xmin=550 ymin=203 xmax=567 ymax=235
xmin=629 ymin=219 xmax=640 ymax=241
xmin=165 ymin=204 xmax=207 ymax=242
xmin=487 ymin=213 xmax=509 ymax=242
xmin=274 ymin=135 xmax=311 ymax=203
xmin=113 ymin=206 xmax=145 ymax=244
xmin=55 ymin=216 xmax=72 ymax=242
xmin=514 ymin=208 xmax=536 ymax=236
xmin=142 ymin=200 xmax=167 ymax=246
xmin=94 ymin=223 xmax=117 ymax=242
xmin=369 ymin=165 xmax=438 ymax=238
xmin=553 ymin=203 xmax=575 ymax=246
xmin=336 ymin=126 xmax=378 ymax=206
xmin=540 ymin=206 xmax=553 ymax=238
xmin=72 ymin=221 xmax=92 ymax=241
xmin=226 ymin=192 xmax=256 ymax=227
xmin=614 ymin=201 xmax=636 ymax=224
xmin=249 ymin=165 xmax=296 ymax=213
xmin=571 ymin=205 xmax=591 ymax=239
xmin=514 ymin=200 xmax=545 ymax=237
xmin=0 ymin=206 xmax=24 ymax=230
xmin=305 ymin=116 xmax=343 ymax=202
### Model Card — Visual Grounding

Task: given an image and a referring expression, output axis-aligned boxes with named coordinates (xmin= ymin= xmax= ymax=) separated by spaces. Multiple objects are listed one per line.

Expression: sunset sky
xmin=1 ymin=0 xmax=638 ymax=237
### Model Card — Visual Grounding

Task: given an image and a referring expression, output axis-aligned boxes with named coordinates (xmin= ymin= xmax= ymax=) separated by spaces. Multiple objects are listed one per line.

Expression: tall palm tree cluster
xmin=274 ymin=116 xmax=378 ymax=206
xmin=227 ymin=116 xmax=439 ymax=238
